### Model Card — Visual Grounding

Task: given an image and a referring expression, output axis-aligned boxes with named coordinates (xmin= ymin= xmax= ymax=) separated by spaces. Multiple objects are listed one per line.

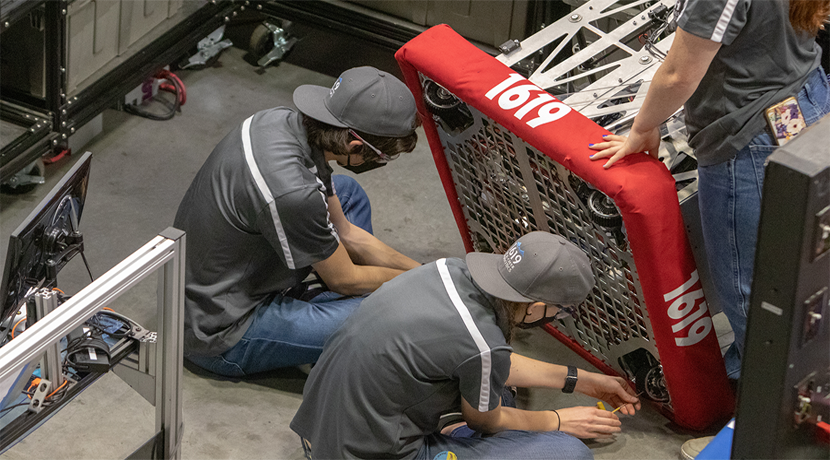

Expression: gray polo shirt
xmin=290 ymin=258 xmax=513 ymax=459
xmin=174 ymin=108 xmax=339 ymax=357
xmin=676 ymin=0 xmax=821 ymax=166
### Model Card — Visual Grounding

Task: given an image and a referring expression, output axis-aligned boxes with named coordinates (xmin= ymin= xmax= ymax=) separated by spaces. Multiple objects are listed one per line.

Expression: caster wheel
xmin=249 ymin=23 xmax=272 ymax=58
xmin=635 ymin=365 xmax=670 ymax=402
xmin=1 ymin=159 xmax=45 ymax=195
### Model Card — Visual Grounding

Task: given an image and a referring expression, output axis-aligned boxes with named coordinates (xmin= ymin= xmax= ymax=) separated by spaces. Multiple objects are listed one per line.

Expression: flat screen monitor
xmin=0 ymin=151 xmax=93 ymax=345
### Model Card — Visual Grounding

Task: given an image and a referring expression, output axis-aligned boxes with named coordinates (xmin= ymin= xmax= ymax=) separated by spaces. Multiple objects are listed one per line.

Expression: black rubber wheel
xmin=1 ymin=159 xmax=45 ymax=195
xmin=587 ymin=190 xmax=623 ymax=228
xmin=423 ymin=80 xmax=462 ymax=113
xmin=249 ymin=24 xmax=272 ymax=58
xmin=635 ymin=365 xmax=670 ymax=402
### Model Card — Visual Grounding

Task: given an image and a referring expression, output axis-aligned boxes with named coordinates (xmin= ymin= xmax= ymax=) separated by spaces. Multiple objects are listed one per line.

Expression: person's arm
xmin=311 ymin=195 xmax=419 ymax=296
xmin=506 ymin=353 xmax=640 ymax=416
xmin=327 ymin=194 xmax=421 ymax=270
xmin=312 ymin=243 xmax=405 ymax=295
xmin=460 ymin=396 xmax=623 ymax=439
xmin=589 ymin=27 xmax=722 ymax=168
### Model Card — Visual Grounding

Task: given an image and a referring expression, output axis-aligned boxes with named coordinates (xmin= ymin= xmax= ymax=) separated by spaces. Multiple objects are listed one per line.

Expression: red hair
xmin=790 ymin=0 xmax=830 ymax=35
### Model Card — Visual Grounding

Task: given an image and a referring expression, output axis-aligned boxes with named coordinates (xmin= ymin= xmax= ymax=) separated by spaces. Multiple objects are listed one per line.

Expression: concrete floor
xmin=0 ymin=47 xmax=723 ymax=459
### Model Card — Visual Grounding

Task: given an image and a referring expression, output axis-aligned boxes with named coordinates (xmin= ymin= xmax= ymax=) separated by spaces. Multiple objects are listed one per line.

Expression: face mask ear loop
xmin=517 ymin=304 xmax=556 ymax=329
xmin=517 ymin=304 xmax=576 ymax=329
xmin=520 ymin=303 xmax=543 ymax=325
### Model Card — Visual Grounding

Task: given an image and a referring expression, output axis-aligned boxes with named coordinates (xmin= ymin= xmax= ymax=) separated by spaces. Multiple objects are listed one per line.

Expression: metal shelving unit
xmin=261 ymin=0 xmax=571 ymax=54
xmin=0 ymin=0 xmax=236 ymax=189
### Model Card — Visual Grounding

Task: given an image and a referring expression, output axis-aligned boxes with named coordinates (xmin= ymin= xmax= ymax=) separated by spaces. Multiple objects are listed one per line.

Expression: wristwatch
xmin=562 ymin=365 xmax=578 ymax=393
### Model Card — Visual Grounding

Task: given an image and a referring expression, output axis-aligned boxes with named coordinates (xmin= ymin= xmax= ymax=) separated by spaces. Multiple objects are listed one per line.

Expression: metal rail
xmin=0 ymin=228 xmax=185 ymax=459
xmin=498 ymin=0 xmax=675 ymax=126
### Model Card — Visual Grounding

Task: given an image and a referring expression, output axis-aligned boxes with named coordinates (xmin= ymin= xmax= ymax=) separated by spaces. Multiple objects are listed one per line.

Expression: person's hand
xmin=575 ymin=371 xmax=641 ymax=416
xmin=588 ymin=125 xmax=661 ymax=169
xmin=556 ymin=406 xmax=622 ymax=439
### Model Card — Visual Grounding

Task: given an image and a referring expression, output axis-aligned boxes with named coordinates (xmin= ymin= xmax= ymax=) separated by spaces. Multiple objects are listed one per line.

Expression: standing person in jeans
xmin=291 ymin=232 xmax=641 ymax=460
xmin=175 ymin=66 xmax=422 ymax=377
xmin=588 ymin=0 xmax=830 ymax=383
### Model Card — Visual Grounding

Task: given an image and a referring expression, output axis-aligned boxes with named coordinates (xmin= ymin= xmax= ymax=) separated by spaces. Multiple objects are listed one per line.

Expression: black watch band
xmin=562 ymin=365 xmax=578 ymax=394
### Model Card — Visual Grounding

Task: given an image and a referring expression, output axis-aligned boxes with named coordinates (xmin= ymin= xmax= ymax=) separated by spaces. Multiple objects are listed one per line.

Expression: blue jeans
xmin=416 ymin=431 xmax=592 ymax=460
xmin=187 ymin=175 xmax=373 ymax=377
xmin=335 ymin=174 xmax=373 ymax=234
xmin=697 ymin=68 xmax=830 ymax=379
xmin=415 ymin=388 xmax=592 ymax=460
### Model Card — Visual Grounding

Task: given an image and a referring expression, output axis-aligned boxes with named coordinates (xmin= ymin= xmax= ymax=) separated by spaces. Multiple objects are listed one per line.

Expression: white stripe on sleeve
xmin=241 ymin=116 xmax=296 ymax=269
xmin=437 ymin=259 xmax=492 ymax=412
xmin=711 ymin=0 xmax=740 ymax=42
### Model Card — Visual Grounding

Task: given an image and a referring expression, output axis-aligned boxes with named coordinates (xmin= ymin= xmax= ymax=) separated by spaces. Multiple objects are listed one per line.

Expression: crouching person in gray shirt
xmin=291 ymin=231 xmax=641 ymax=459
xmin=175 ymin=67 xmax=422 ymax=377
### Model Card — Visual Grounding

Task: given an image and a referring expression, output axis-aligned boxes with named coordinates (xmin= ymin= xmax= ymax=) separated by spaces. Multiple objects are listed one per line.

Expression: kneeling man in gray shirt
xmin=291 ymin=232 xmax=641 ymax=459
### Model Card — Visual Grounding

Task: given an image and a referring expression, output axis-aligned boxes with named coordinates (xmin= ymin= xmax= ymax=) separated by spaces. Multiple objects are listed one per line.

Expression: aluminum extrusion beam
xmin=0 ymin=229 xmax=185 ymax=459
xmin=0 ymin=235 xmax=173 ymax=381
xmin=32 ymin=290 xmax=63 ymax=390
xmin=155 ymin=227 xmax=185 ymax=459
xmin=497 ymin=0 xmax=674 ymax=124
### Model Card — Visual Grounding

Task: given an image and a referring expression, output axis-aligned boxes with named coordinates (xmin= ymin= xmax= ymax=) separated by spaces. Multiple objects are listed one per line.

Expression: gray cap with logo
xmin=466 ymin=232 xmax=595 ymax=305
xmin=293 ymin=66 xmax=417 ymax=137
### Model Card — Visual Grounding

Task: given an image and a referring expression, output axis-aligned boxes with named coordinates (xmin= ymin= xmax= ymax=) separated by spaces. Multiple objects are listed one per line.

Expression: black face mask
xmin=340 ymin=152 xmax=387 ymax=174
xmin=516 ymin=304 xmax=575 ymax=329
xmin=340 ymin=160 xmax=386 ymax=174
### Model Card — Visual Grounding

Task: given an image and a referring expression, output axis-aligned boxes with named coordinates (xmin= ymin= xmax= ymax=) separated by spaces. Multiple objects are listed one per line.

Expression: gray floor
xmin=0 ymin=47 xmax=721 ymax=459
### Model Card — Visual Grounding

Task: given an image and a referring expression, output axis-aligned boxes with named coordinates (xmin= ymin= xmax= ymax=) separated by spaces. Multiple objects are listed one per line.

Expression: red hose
xmin=155 ymin=69 xmax=186 ymax=106
xmin=43 ymin=148 xmax=71 ymax=165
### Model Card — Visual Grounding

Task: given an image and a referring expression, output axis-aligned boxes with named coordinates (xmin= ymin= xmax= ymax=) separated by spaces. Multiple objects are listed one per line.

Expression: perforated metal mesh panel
xmin=429 ymin=76 xmax=657 ymax=371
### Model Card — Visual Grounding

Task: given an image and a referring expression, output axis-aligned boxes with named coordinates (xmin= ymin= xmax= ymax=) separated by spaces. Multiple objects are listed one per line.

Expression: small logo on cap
xmin=503 ymin=242 xmax=524 ymax=272
xmin=330 ymin=78 xmax=341 ymax=97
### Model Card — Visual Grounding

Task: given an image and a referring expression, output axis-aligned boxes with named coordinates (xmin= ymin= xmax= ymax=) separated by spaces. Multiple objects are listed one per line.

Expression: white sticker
xmin=761 ymin=301 xmax=784 ymax=316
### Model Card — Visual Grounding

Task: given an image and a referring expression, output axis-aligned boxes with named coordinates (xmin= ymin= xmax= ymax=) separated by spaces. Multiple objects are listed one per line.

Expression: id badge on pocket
xmin=764 ymin=96 xmax=806 ymax=146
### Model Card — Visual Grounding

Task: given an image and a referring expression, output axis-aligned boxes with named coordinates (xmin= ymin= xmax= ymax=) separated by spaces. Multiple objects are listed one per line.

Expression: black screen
xmin=0 ymin=152 xmax=92 ymax=336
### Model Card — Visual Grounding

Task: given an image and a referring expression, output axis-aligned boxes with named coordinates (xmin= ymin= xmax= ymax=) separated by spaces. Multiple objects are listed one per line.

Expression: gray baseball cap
xmin=466 ymin=232 xmax=595 ymax=305
xmin=293 ymin=66 xmax=417 ymax=137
